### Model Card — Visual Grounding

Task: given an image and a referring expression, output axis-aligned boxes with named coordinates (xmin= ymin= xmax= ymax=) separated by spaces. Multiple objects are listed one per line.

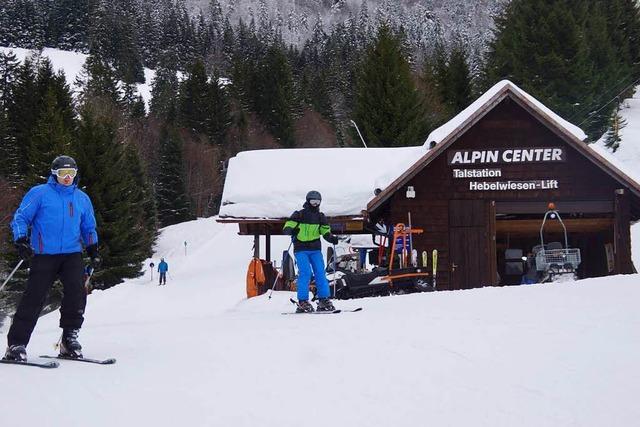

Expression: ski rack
xmin=389 ymin=223 xmax=424 ymax=271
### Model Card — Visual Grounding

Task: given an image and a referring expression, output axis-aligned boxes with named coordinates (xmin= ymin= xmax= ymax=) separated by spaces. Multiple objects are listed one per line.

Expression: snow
xmin=0 ymin=47 xmax=155 ymax=109
xmin=2 ymin=217 xmax=639 ymax=426
xmin=425 ymin=80 xmax=588 ymax=146
xmin=219 ymin=146 xmax=427 ymax=218
xmin=593 ymin=86 xmax=640 ymax=269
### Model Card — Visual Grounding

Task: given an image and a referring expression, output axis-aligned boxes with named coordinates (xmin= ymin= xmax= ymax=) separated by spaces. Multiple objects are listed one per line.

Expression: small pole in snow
xmin=149 ymin=262 xmax=155 ymax=281
xmin=184 ymin=241 xmax=187 ymax=256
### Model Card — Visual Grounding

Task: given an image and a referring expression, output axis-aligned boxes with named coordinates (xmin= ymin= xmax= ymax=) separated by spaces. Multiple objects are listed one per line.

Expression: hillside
xmin=0 ymin=47 xmax=155 ymax=107
xmin=594 ymin=86 xmax=640 ymax=268
xmin=186 ymin=0 xmax=508 ymax=53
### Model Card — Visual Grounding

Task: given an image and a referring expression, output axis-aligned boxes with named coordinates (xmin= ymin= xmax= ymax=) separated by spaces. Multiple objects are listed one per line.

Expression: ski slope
xmin=1 ymin=217 xmax=639 ymax=427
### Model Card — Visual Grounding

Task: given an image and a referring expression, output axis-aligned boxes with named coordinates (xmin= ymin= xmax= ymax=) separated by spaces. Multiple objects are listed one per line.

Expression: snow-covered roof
xmin=368 ymin=79 xmax=640 ymax=213
xmin=424 ymin=80 xmax=588 ymax=146
xmin=219 ymin=146 xmax=427 ymax=219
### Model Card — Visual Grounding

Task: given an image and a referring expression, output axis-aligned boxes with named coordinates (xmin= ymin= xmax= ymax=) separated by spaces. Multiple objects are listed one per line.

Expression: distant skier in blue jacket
xmin=158 ymin=258 xmax=168 ymax=285
xmin=3 ymin=156 xmax=100 ymax=362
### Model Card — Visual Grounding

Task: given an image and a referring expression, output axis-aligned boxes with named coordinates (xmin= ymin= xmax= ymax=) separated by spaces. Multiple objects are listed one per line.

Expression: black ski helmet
xmin=51 ymin=155 xmax=77 ymax=171
xmin=306 ymin=190 xmax=322 ymax=202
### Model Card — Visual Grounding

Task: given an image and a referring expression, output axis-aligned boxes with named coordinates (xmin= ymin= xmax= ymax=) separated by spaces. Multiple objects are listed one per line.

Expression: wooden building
xmin=367 ymin=81 xmax=640 ymax=290
xmin=218 ymin=80 xmax=639 ymax=290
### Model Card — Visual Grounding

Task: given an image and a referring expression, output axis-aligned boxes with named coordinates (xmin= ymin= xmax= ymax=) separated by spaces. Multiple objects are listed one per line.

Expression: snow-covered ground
xmin=0 ymin=47 xmax=155 ymax=108
xmin=1 ymin=217 xmax=639 ymax=427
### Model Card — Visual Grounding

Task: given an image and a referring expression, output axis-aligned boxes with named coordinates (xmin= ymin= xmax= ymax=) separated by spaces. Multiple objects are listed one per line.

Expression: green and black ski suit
xmin=282 ymin=202 xmax=337 ymax=251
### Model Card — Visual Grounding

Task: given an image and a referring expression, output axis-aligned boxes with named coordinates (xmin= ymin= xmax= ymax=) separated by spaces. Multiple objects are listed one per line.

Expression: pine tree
xmin=206 ymin=70 xmax=232 ymax=146
xmin=26 ymin=87 xmax=74 ymax=187
xmin=137 ymin=3 xmax=161 ymax=68
xmin=252 ymin=42 xmax=295 ymax=147
xmin=121 ymin=142 xmax=157 ymax=264
xmin=156 ymin=124 xmax=191 ymax=227
xmin=77 ymin=54 xmax=122 ymax=106
xmin=112 ymin=0 xmax=145 ymax=84
xmin=6 ymin=58 xmax=38 ymax=181
xmin=0 ymin=52 xmax=19 ymax=177
xmin=150 ymin=52 xmax=179 ymax=120
xmin=433 ymin=41 xmax=472 ymax=119
xmin=178 ymin=60 xmax=210 ymax=134
xmin=47 ymin=0 xmax=90 ymax=51
xmin=73 ymin=104 xmax=150 ymax=288
xmin=0 ymin=51 xmax=19 ymax=106
xmin=604 ymin=109 xmax=625 ymax=151
xmin=353 ymin=25 xmax=426 ymax=147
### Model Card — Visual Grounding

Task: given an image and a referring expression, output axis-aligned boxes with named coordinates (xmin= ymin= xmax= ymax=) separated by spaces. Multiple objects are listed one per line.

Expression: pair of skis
xmin=1 ymin=355 xmax=116 ymax=369
xmin=282 ymin=298 xmax=362 ymax=315
xmin=421 ymin=249 xmax=438 ymax=289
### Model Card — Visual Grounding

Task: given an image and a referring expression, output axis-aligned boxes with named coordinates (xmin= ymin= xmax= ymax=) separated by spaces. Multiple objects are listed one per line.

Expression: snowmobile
xmin=534 ymin=206 xmax=582 ymax=283
xmin=321 ymin=223 xmax=436 ymax=300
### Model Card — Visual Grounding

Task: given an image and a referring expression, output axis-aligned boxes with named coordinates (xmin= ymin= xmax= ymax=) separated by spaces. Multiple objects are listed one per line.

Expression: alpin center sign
xmin=447 ymin=147 xmax=565 ymax=165
xmin=447 ymin=147 xmax=565 ymax=191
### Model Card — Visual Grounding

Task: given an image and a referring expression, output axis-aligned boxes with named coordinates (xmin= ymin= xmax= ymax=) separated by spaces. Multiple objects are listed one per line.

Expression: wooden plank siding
xmin=376 ymin=98 xmax=631 ymax=289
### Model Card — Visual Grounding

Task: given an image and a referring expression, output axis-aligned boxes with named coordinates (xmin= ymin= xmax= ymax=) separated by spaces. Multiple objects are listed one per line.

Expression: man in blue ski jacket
xmin=158 ymin=258 xmax=168 ymax=285
xmin=3 ymin=155 xmax=100 ymax=362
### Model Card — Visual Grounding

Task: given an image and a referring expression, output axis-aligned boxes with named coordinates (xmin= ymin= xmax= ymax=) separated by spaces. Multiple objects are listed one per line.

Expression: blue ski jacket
xmin=158 ymin=261 xmax=168 ymax=273
xmin=11 ymin=176 xmax=98 ymax=255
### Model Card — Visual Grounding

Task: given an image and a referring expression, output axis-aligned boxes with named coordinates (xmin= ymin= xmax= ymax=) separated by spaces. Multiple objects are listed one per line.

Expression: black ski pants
xmin=7 ymin=253 xmax=86 ymax=347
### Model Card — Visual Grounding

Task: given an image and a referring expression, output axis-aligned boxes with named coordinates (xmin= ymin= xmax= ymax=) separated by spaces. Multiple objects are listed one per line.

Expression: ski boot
xmin=296 ymin=300 xmax=315 ymax=313
xmin=316 ymin=298 xmax=336 ymax=312
xmin=59 ymin=329 xmax=83 ymax=358
xmin=3 ymin=344 xmax=27 ymax=362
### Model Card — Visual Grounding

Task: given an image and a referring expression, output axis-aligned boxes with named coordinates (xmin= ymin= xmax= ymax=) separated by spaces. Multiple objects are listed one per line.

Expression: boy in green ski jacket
xmin=283 ymin=191 xmax=339 ymax=313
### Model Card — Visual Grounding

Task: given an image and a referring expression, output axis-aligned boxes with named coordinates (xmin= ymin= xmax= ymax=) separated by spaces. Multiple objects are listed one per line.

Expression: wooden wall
xmin=381 ymin=97 xmax=630 ymax=290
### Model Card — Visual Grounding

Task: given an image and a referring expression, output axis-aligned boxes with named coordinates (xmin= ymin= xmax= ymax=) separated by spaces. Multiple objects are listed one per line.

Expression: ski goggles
xmin=52 ymin=168 xmax=77 ymax=179
xmin=309 ymin=199 xmax=321 ymax=207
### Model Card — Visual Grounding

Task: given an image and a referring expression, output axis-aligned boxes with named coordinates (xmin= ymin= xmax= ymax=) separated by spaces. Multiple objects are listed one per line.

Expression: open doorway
xmin=495 ymin=213 xmax=613 ymax=285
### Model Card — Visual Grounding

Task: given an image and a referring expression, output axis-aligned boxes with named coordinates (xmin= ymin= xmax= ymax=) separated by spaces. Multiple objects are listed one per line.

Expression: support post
xmin=265 ymin=227 xmax=271 ymax=262
xmin=253 ymin=235 xmax=260 ymax=259
xmin=614 ymin=189 xmax=633 ymax=274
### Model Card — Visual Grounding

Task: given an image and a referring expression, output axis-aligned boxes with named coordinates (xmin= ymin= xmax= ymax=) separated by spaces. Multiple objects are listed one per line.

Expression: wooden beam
xmin=496 ymin=218 xmax=613 ymax=235
xmin=496 ymin=200 xmax=614 ymax=215
xmin=253 ymin=235 xmax=259 ymax=258
xmin=487 ymin=200 xmax=498 ymax=286
xmin=265 ymin=228 xmax=271 ymax=262
xmin=614 ymin=189 xmax=633 ymax=274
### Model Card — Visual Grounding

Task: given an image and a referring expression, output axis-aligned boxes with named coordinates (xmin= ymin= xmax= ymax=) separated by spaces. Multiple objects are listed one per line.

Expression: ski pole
xmin=0 ymin=259 xmax=24 ymax=292
xmin=332 ymin=242 xmax=337 ymax=298
xmin=268 ymin=240 xmax=293 ymax=299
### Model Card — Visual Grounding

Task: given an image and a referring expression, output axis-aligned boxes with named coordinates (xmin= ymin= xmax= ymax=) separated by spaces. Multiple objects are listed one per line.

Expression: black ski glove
xmin=325 ymin=234 xmax=339 ymax=245
xmin=15 ymin=237 xmax=34 ymax=261
xmin=86 ymin=244 xmax=101 ymax=269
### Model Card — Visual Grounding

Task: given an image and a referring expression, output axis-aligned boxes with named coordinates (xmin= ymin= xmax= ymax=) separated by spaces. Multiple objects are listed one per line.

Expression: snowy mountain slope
xmin=1 ymin=217 xmax=639 ymax=427
xmin=593 ymin=86 xmax=640 ymax=269
xmin=0 ymin=47 xmax=155 ymax=107
xmin=187 ymin=0 xmax=508 ymax=54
